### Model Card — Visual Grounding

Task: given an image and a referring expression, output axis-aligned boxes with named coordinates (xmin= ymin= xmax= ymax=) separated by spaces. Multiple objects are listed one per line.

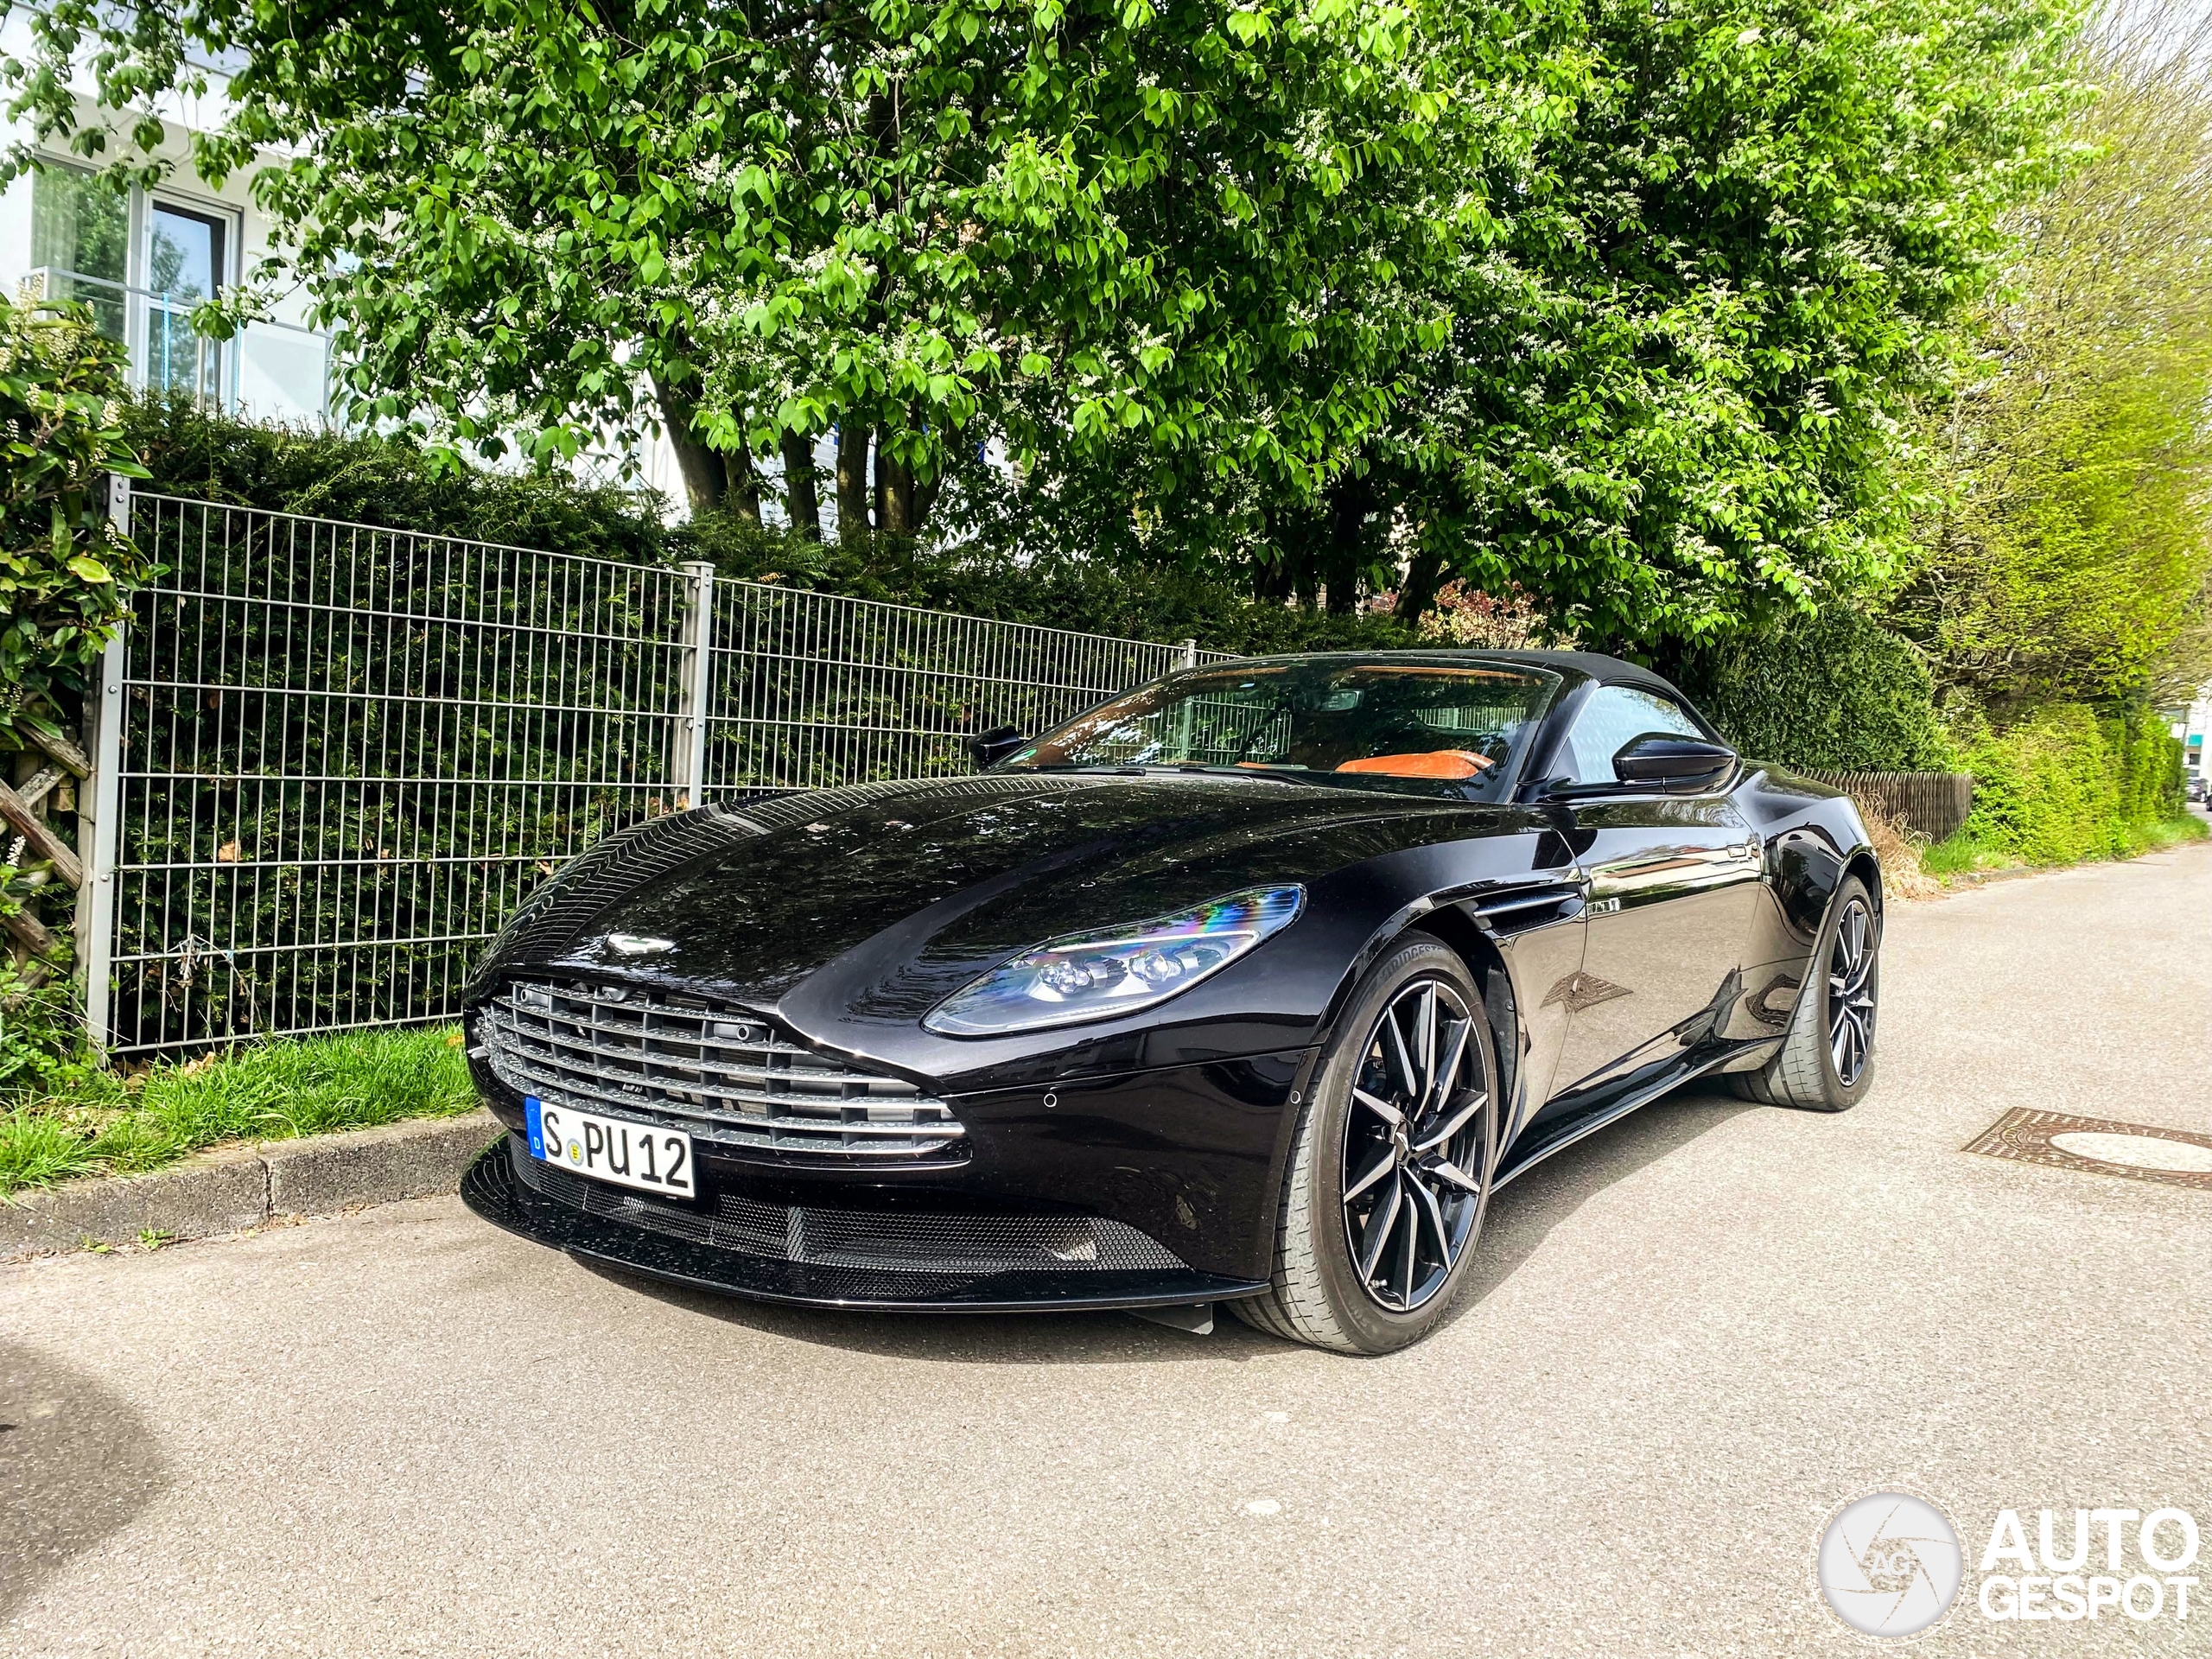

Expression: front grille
xmin=510 ymin=1141 xmax=1187 ymax=1273
xmin=480 ymin=978 xmax=963 ymax=1160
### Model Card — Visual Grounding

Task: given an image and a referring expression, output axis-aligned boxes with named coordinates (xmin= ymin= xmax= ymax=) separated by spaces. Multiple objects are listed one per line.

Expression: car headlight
xmin=923 ymin=885 xmax=1306 ymax=1037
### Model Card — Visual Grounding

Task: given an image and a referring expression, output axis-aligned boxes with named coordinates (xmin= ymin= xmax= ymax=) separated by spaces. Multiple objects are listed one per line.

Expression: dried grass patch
xmin=1866 ymin=811 xmax=1944 ymax=901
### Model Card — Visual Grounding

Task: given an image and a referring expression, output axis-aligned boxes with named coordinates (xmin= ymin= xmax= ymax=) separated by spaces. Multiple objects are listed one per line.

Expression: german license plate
xmin=525 ymin=1096 xmax=696 ymax=1199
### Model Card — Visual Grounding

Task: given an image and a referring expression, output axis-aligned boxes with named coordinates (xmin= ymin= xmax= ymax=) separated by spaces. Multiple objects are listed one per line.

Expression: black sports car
xmin=460 ymin=650 xmax=1880 ymax=1353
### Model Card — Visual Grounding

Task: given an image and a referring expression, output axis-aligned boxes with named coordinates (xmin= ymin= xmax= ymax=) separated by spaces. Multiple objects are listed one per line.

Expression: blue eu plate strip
xmin=524 ymin=1096 xmax=544 ymax=1160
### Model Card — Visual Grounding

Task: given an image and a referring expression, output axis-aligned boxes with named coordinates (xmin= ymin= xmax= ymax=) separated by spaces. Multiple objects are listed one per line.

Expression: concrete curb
xmin=0 ymin=1109 xmax=503 ymax=1259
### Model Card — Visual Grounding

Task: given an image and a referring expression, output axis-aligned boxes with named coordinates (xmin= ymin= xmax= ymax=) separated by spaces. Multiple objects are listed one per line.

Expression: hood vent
xmin=480 ymin=979 xmax=964 ymax=1161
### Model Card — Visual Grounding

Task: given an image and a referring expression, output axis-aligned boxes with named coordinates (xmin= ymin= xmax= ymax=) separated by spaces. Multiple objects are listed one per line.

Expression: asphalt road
xmin=6 ymin=843 xmax=2209 ymax=1657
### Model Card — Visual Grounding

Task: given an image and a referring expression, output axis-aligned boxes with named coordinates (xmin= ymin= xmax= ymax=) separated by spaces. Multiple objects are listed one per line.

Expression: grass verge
xmin=1918 ymin=811 xmax=2208 ymax=883
xmin=0 ymin=1027 xmax=478 ymax=1198
xmin=1798 ymin=807 xmax=2202 ymax=903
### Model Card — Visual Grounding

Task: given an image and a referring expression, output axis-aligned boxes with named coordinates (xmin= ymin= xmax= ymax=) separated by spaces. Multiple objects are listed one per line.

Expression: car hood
xmin=474 ymin=772 xmax=1509 ymax=1017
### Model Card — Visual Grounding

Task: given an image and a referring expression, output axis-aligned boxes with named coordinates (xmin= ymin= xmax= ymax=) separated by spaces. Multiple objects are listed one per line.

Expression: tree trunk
xmin=836 ymin=424 xmax=873 ymax=543
xmin=873 ymin=440 xmax=888 ymax=532
xmin=781 ymin=431 xmax=823 ymax=542
xmin=912 ymin=467 xmax=942 ymax=535
xmin=652 ymin=375 xmax=728 ymax=515
xmin=875 ymin=439 xmax=915 ymax=535
xmin=1262 ymin=498 xmax=1327 ymax=611
xmin=725 ymin=442 xmax=762 ymax=529
xmin=1395 ymin=541 xmax=1449 ymax=628
xmin=1252 ymin=507 xmax=1295 ymax=602
xmin=1322 ymin=474 xmax=1376 ymax=614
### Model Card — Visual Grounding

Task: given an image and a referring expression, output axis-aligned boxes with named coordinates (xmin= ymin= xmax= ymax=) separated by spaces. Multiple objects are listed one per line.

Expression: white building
xmin=0 ymin=24 xmax=343 ymax=428
xmin=2165 ymin=688 xmax=2209 ymax=783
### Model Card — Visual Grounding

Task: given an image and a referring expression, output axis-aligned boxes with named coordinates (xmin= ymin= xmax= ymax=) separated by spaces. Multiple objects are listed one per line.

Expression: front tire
xmin=1731 ymin=874 xmax=1878 ymax=1112
xmin=1233 ymin=936 xmax=1501 ymax=1355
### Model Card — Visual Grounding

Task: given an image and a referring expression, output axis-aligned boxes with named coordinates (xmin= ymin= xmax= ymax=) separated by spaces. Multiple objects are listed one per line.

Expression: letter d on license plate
xmin=524 ymin=1096 xmax=696 ymax=1198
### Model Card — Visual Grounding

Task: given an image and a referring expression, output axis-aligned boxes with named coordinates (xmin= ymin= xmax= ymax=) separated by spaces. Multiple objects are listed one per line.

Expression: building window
xmin=29 ymin=164 xmax=128 ymax=339
xmin=146 ymin=201 xmax=228 ymax=403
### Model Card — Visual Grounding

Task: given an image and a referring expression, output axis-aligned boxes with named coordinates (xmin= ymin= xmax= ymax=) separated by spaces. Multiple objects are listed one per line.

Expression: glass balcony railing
xmin=25 ymin=265 xmax=335 ymax=426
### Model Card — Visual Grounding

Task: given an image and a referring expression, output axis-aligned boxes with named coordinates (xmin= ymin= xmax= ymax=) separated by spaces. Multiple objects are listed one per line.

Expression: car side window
xmin=1557 ymin=685 xmax=1705 ymax=785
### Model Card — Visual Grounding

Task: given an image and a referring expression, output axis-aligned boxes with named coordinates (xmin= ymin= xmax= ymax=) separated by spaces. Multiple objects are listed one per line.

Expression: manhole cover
xmin=1965 ymin=1109 xmax=2212 ymax=1192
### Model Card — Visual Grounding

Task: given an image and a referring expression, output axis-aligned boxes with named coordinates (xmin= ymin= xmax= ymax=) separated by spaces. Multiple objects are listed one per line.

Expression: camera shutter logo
xmin=1817 ymin=1491 xmax=1965 ymax=1637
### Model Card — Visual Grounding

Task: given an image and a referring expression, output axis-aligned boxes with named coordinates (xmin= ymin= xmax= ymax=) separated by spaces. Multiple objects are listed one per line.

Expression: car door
xmin=1538 ymin=683 xmax=1765 ymax=1102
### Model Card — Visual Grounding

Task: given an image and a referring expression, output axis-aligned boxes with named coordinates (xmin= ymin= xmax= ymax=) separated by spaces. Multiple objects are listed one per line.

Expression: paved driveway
xmin=6 ymin=844 xmax=2209 ymax=1656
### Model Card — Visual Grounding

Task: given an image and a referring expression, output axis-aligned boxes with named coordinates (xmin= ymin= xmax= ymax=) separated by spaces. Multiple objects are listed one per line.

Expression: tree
xmin=5 ymin=0 xmax=1548 ymax=541
xmin=1379 ymin=0 xmax=2085 ymax=651
xmin=1894 ymin=11 xmax=2212 ymax=712
xmin=0 ymin=293 xmax=149 ymax=739
xmin=976 ymin=0 xmax=2085 ymax=646
xmin=5 ymin=0 xmax=2083 ymax=652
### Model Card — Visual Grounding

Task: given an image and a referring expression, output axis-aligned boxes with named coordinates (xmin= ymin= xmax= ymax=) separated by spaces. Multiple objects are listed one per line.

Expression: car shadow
xmin=1432 ymin=1084 xmax=1756 ymax=1338
xmin=0 ymin=1340 xmax=172 ymax=1624
xmin=578 ymin=1084 xmax=1756 ymax=1365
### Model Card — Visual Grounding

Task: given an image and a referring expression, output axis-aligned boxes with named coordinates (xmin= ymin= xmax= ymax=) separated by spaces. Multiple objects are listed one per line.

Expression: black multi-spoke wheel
xmin=1340 ymin=979 xmax=1491 ymax=1313
xmin=1732 ymin=874 xmax=1879 ymax=1112
xmin=1231 ymin=936 xmax=1502 ymax=1354
xmin=1827 ymin=896 xmax=1876 ymax=1086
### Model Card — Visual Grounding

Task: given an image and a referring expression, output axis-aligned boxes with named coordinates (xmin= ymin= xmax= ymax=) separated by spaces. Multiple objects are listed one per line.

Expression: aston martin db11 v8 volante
xmin=460 ymin=650 xmax=1881 ymax=1353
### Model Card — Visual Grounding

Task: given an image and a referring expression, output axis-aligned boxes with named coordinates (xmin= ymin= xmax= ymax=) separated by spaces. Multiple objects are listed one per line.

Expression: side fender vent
xmin=1470 ymin=882 xmax=1584 ymax=936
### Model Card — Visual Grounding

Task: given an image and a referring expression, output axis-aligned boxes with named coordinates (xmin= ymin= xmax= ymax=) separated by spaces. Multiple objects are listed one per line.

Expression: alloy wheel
xmin=1827 ymin=897 xmax=1877 ymax=1085
xmin=1339 ymin=977 xmax=1492 ymax=1313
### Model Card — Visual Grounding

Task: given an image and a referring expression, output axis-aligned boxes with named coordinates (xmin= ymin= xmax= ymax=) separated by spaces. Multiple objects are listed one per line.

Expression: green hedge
xmin=124 ymin=397 xmax=1414 ymax=654
xmin=1958 ymin=702 xmax=2186 ymax=863
xmin=1660 ymin=607 xmax=1954 ymax=772
xmin=674 ymin=512 xmax=1415 ymax=655
xmin=121 ymin=394 xmax=668 ymax=563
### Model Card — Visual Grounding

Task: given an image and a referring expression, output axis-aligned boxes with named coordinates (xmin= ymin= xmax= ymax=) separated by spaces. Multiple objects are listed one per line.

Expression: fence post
xmin=76 ymin=475 xmax=130 ymax=1058
xmin=1180 ymin=638 xmax=1198 ymax=671
xmin=674 ymin=561 xmax=717 ymax=809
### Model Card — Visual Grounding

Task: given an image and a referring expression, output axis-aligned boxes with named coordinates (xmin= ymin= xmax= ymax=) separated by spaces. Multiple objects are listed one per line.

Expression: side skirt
xmin=1491 ymin=1039 xmax=1777 ymax=1191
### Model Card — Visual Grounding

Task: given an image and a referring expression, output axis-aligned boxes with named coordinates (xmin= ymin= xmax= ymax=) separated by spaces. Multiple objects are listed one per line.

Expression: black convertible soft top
xmin=1223 ymin=647 xmax=1685 ymax=699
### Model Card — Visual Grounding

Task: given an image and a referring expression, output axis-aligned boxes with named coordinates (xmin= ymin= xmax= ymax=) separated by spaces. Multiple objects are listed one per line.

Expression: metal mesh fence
xmin=702 ymin=581 xmax=1198 ymax=791
xmin=97 ymin=491 xmax=1220 ymax=1052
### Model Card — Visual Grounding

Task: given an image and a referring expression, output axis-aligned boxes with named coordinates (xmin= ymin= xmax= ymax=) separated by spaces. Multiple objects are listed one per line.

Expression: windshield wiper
xmin=1012 ymin=762 xmax=1313 ymax=783
xmin=1164 ymin=764 xmax=1313 ymax=783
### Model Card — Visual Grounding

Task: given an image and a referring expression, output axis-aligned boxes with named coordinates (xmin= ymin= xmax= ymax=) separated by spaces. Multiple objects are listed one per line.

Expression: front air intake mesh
xmin=510 ymin=1141 xmax=1187 ymax=1273
xmin=481 ymin=979 xmax=963 ymax=1160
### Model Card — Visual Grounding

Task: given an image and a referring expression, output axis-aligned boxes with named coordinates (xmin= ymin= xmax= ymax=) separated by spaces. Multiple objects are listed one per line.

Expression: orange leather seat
xmin=1335 ymin=750 xmax=1493 ymax=779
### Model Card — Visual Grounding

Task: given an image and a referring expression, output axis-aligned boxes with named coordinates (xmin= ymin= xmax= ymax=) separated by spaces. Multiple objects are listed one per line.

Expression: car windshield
xmin=1005 ymin=658 xmax=1560 ymax=797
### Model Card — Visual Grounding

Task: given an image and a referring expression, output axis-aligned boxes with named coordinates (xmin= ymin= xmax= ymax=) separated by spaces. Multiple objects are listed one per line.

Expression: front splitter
xmin=459 ymin=1144 xmax=1265 ymax=1313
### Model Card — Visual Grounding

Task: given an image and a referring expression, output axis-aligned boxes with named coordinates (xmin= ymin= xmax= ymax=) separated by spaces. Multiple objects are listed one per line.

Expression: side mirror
xmin=1612 ymin=733 xmax=1738 ymax=793
xmin=965 ymin=724 xmax=1027 ymax=769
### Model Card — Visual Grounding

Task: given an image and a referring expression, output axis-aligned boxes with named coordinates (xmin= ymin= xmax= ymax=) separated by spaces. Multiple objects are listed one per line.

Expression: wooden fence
xmin=1805 ymin=770 xmax=1974 ymax=843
